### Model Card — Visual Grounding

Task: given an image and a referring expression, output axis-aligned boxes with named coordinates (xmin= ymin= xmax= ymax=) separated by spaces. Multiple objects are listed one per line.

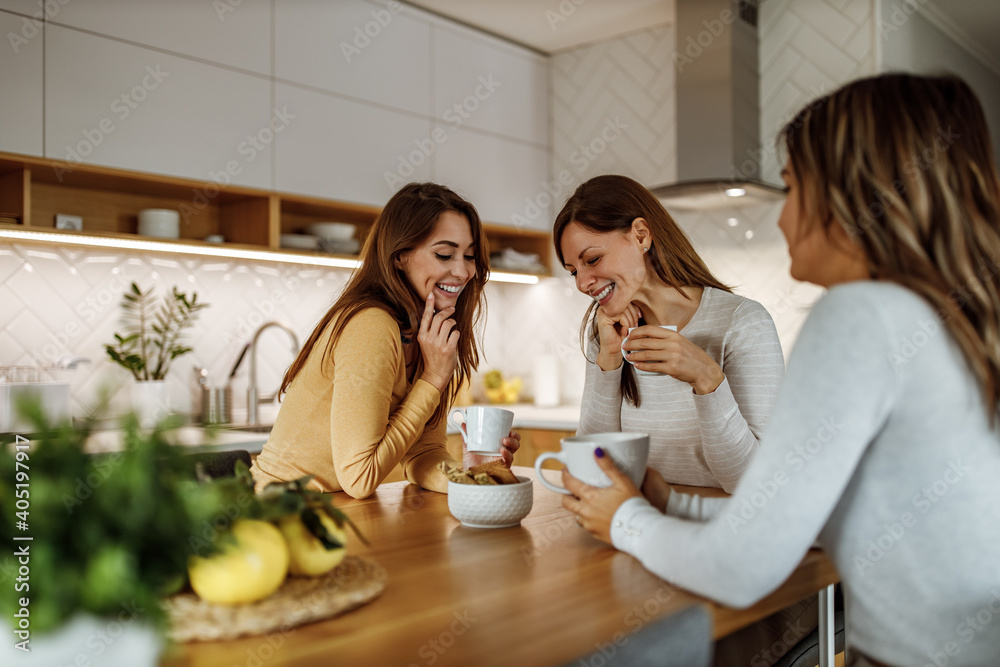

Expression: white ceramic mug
xmin=534 ymin=432 xmax=650 ymax=495
xmin=622 ymin=325 xmax=677 ymax=376
xmin=449 ymin=406 xmax=514 ymax=455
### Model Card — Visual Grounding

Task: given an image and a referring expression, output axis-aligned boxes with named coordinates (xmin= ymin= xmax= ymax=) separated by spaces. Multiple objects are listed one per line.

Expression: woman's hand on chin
xmin=595 ymin=303 xmax=642 ymax=371
xmin=417 ymin=293 xmax=459 ymax=393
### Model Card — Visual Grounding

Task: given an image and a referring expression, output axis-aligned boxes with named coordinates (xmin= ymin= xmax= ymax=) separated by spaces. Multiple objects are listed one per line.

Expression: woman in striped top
xmin=554 ymin=175 xmax=785 ymax=493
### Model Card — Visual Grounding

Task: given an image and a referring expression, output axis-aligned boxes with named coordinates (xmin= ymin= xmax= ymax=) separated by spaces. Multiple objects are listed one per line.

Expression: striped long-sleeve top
xmin=577 ymin=287 xmax=785 ymax=492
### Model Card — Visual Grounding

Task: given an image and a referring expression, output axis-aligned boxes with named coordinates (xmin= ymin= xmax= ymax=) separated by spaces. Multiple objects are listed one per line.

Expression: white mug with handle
xmin=622 ymin=325 xmax=677 ymax=376
xmin=534 ymin=432 xmax=650 ymax=495
xmin=449 ymin=406 xmax=514 ymax=455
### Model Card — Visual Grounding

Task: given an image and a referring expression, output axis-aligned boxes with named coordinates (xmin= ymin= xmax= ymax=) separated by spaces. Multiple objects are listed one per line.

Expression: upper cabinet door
xmin=275 ymin=1 xmax=431 ymax=116
xmin=433 ymin=125 xmax=550 ymax=230
xmin=274 ymin=83 xmax=432 ymax=207
xmin=53 ymin=0 xmax=271 ymax=75
xmin=0 ymin=10 xmax=43 ymax=156
xmin=45 ymin=26 xmax=273 ymax=189
xmin=432 ymin=26 xmax=548 ymax=147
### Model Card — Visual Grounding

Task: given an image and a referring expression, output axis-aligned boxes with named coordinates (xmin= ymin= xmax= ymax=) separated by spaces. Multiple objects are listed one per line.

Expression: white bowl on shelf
xmin=306 ymin=222 xmax=355 ymax=241
xmin=279 ymin=234 xmax=320 ymax=250
xmin=138 ymin=209 xmax=180 ymax=239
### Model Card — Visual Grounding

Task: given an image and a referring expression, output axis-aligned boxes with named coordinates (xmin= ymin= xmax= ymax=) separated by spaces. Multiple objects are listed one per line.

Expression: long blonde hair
xmin=553 ymin=174 xmax=730 ymax=407
xmin=781 ymin=73 xmax=1000 ymax=419
xmin=280 ymin=183 xmax=489 ymax=425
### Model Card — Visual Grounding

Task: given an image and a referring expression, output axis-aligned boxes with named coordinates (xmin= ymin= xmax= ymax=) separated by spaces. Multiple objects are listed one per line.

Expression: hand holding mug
xmin=561 ymin=447 xmax=643 ymax=545
xmin=621 ymin=325 xmax=725 ymax=394
xmin=534 ymin=433 xmax=649 ymax=495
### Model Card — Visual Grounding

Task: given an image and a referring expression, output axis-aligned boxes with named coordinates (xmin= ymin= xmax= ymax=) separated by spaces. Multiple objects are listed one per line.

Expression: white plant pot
xmin=2 ymin=614 xmax=161 ymax=666
xmin=131 ymin=380 xmax=169 ymax=428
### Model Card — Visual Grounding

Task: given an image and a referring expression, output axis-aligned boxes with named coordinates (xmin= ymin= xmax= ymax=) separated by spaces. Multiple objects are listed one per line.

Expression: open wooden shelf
xmin=0 ymin=151 xmax=551 ymax=276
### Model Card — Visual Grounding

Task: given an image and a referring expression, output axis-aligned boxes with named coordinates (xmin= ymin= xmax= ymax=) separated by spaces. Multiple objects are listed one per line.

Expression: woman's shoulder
xmin=819 ymin=281 xmax=931 ymax=319
xmin=703 ymin=287 xmax=775 ymax=327
xmin=333 ymin=306 xmax=403 ymax=345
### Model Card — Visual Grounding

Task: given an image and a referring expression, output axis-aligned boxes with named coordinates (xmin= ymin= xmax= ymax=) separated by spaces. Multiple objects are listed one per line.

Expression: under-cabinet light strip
xmin=0 ymin=229 xmax=539 ymax=284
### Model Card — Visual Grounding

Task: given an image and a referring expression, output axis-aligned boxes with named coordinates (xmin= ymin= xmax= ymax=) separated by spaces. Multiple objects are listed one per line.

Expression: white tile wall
xmin=0 ymin=243 xmax=351 ymax=421
xmin=0 ymin=10 xmax=43 ymax=157
xmin=550 ymin=24 xmax=677 ymax=190
xmin=758 ymin=0 xmax=877 ymax=182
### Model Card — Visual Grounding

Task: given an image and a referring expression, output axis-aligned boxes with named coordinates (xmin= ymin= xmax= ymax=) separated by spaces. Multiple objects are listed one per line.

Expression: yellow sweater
xmin=250 ymin=307 xmax=455 ymax=497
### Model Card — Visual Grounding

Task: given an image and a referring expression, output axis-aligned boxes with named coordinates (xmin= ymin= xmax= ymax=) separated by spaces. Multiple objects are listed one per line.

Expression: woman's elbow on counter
xmin=339 ymin=472 xmax=383 ymax=499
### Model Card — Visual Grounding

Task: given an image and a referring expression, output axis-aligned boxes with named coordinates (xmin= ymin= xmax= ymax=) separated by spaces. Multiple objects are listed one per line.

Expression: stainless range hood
xmin=649 ymin=0 xmax=786 ymax=211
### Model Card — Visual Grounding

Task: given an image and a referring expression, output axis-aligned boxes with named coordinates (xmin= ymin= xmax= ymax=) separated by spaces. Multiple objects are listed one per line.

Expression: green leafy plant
xmin=188 ymin=462 xmax=368 ymax=554
xmin=104 ymin=282 xmax=208 ymax=381
xmin=0 ymin=400 xmax=219 ymax=636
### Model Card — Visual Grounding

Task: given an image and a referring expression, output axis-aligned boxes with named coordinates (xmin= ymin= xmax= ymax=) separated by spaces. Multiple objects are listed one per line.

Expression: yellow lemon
xmin=279 ymin=511 xmax=347 ymax=577
xmin=188 ymin=519 xmax=289 ymax=605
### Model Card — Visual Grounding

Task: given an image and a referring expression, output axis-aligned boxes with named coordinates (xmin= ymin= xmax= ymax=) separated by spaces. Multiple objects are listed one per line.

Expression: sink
xmin=83 ymin=425 xmax=270 ymax=454
xmin=221 ymin=424 xmax=273 ymax=434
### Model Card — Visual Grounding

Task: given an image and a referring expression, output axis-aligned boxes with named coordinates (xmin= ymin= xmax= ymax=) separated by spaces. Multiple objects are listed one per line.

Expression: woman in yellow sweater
xmin=251 ymin=183 xmax=519 ymax=498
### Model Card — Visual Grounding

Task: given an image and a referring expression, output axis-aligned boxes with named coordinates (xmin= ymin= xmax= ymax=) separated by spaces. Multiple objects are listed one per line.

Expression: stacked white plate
xmin=279 ymin=234 xmax=320 ymax=250
xmin=306 ymin=222 xmax=355 ymax=241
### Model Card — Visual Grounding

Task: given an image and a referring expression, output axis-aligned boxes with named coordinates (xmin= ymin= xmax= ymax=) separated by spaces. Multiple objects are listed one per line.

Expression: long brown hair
xmin=781 ymin=73 xmax=1000 ymax=420
xmin=553 ymin=174 xmax=730 ymax=406
xmin=280 ymin=182 xmax=489 ymax=425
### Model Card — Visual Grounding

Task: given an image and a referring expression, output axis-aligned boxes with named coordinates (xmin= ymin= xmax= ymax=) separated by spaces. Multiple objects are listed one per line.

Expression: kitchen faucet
xmin=247 ymin=321 xmax=300 ymax=426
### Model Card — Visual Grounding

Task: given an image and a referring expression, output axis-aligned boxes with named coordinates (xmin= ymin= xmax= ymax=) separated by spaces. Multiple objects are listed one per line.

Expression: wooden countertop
xmin=161 ymin=467 xmax=837 ymax=667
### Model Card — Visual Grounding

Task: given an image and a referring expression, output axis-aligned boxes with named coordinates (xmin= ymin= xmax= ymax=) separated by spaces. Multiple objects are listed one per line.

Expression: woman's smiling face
xmin=560 ymin=220 xmax=648 ymax=316
xmin=396 ymin=210 xmax=476 ymax=311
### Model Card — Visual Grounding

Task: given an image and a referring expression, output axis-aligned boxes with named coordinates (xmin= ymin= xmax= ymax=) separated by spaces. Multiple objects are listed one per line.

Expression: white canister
xmin=533 ymin=352 xmax=560 ymax=408
xmin=137 ymin=209 xmax=180 ymax=239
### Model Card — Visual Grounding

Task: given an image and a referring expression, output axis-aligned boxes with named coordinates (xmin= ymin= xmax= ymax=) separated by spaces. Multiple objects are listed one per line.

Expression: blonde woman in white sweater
xmin=563 ymin=73 xmax=1000 ymax=666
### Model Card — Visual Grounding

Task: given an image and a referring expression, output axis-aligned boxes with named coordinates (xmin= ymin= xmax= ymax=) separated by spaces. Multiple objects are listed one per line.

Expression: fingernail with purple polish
xmin=595 ymin=447 xmax=605 ymax=459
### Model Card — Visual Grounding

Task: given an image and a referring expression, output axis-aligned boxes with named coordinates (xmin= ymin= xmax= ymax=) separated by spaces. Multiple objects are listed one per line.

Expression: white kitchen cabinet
xmin=433 ymin=125 xmax=551 ymax=230
xmin=274 ymin=83 xmax=432 ymax=206
xmin=0 ymin=1 xmax=38 ymax=15
xmin=433 ymin=24 xmax=549 ymax=146
xmin=45 ymin=25 xmax=273 ymax=189
xmin=52 ymin=0 xmax=272 ymax=75
xmin=0 ymin=10 xmax=42 ymax=157
xmin=275 ymin=0 xmax=431 ymax=116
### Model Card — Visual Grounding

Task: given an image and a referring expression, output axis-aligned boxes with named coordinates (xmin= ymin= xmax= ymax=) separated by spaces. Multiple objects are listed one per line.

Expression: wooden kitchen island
xmin=160 ymin=467 xmax=838 ymax=667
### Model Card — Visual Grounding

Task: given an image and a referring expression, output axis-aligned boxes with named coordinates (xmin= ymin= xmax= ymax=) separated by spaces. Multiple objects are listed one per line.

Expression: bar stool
xmin=561 ymin=604 xmax=713 ymax=667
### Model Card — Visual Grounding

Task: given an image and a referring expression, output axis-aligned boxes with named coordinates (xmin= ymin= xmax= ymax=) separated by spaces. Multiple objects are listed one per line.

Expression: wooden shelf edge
xmin=0 ymin=150 xmax=552 ymax=276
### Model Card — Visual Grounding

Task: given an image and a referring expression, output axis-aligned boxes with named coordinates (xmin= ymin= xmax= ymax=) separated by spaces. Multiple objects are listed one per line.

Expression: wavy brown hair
xmin=553 ymin=174 xmax=730 ymax=407
xmin=280 ymin=182 xmax=489 ymax=425
xmin=781 ymin=73 xmax=1000 ymax=420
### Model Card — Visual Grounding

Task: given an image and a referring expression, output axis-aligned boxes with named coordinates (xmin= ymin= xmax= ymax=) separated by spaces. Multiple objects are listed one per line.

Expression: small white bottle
xmin=533 ymin=349 xmax=560 ymax=408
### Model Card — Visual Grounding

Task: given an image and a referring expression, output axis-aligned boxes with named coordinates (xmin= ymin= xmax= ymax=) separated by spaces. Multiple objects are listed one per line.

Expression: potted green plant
xmin=104 ymin=282 xmax=208 ymax=427
xmin=0 ymin=401 xmax=221 ymax=665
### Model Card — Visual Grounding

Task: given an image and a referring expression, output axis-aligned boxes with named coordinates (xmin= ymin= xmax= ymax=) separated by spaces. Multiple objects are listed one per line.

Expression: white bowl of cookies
xmin=441 ymin=462 xmax=533 ymax=529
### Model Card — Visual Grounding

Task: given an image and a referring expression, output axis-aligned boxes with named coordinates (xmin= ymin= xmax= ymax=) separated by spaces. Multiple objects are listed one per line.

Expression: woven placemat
xmin=164 ymin=555 xmax=387 ymax=642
